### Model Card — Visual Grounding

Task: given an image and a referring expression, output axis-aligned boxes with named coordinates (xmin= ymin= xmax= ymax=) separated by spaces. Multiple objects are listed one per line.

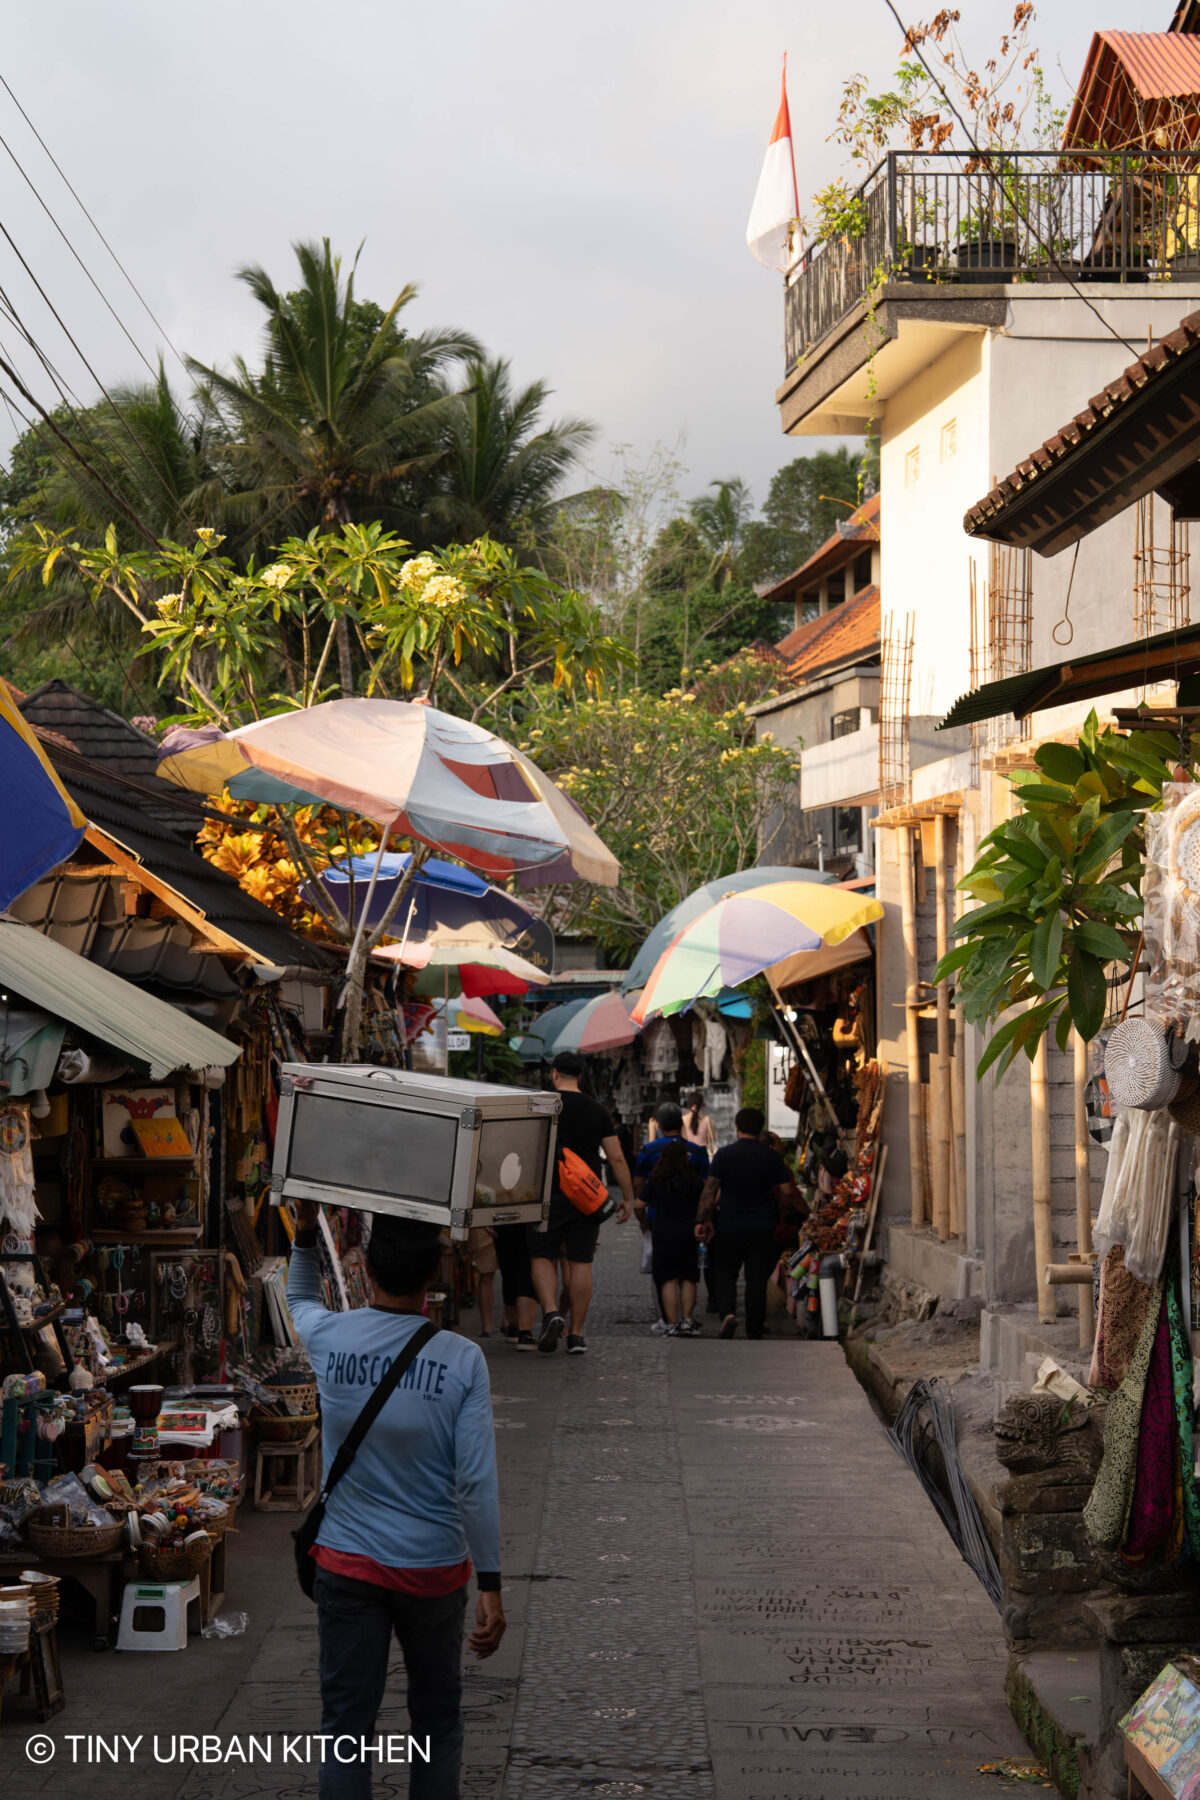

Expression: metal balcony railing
xmin=785 ymin=149 xmax=1200 ymax=369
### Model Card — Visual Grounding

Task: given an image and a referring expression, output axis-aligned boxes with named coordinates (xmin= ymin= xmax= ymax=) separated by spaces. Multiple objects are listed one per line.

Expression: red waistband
xmin=311 ymin=1546 xmax=472 ymax=1595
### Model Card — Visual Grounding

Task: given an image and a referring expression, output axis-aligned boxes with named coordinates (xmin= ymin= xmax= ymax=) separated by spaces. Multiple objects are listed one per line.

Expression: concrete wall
xmin=880 ymin=329 xmax=988 ymax=721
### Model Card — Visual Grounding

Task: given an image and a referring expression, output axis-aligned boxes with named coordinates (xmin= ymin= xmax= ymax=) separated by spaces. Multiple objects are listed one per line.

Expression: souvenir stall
xmin=763 ymin=929 xmax=882 ymax=1334
xmin=1087 ymin=780 xmax=1200 ymax=1572
xmin=0 ymin=925 xmax=255 ymax=1681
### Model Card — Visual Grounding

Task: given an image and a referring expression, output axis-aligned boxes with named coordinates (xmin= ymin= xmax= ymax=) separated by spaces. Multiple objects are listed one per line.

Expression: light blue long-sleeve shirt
xmin=287 ymin=1245 xmax=501 ymax=1577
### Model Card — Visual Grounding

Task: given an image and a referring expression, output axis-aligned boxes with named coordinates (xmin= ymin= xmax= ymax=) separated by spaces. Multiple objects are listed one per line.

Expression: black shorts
xmin=651 ymin=1222 xmax=700 ymax=1286
xmin=494 ymin=1222 xmax=536 ymax=1303
xmin=527 ymin=1192 xmax=602 ymax=1265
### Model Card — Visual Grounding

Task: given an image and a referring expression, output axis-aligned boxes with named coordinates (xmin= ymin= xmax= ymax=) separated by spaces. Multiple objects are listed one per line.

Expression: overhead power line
xmin=0 ymin=72 xmax=191 ymax=382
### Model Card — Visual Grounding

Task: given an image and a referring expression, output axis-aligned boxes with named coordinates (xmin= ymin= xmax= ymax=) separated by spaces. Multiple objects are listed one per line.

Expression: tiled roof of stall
xmin=760 ymin=494 xmax=880 ymax=606
xmin=963 ymin=308 xmax=1200 ymax=542
xmin=50 ymin=747 xmax=333 ymax=970
xmin=20 ymin=679 xmax=161 ymax=779
xmin=774 ymin=586 xmax=881 ymax=683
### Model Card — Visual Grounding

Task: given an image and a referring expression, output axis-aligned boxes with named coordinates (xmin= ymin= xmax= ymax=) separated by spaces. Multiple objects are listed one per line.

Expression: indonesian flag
xmin=746 ymin=65 xmax=799 ymax=272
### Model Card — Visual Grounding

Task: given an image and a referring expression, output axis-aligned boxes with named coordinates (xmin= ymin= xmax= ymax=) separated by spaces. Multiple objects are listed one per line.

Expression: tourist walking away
xmin=634 ymin=1103 xmax=711 ymax=1332
xmin=288 ymin=1204 xmax=505 ymax=1800
xmin=682 ymin=1089 xmax=718 ymax=1157
xmin=633 ymin=1101 xmax=710 ymax=1187
xmin=493 ymin=1221 xmax=538 ymax=1349
xmin=528 ymin=1050 xmax=633 ymax=1356
xmin=635 ymin=1137 xmax=705 ymax=1334
xmin=696 ymin=1107 xmax=802 ymax=1340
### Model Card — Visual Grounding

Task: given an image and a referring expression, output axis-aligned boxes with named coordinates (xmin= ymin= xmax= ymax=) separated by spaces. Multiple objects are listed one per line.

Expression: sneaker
xmin=566 ymin=1334 xmax=587 ymax=1355
xmin=719 ymin=1316 xmax=738 ymax=1340
xmin=500 ymin=1324 xmax=518 ymax=1342
xmin=514 ymin=1330 xmax=537 ymax=1352
xmin=649 ymin=1318 xmax=669 ymax=1336
xmin=679 ymin=1318 xmax=702 ymax=1336
xmin=664 ymin=1323 xmax=684 ymax=1337
xmin=537 ymin=1312 xmax=566 ymax=1354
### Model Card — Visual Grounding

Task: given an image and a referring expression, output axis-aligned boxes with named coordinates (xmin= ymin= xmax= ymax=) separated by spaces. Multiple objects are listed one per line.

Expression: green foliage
xmin=8 ymin=520 xmax=631 ymax=731
xmin=738 ymin=449 xmax=868 ymax=589
xmin=934 ymin=711 xmax=1178 ymax=1080
xmin=505 ymin=673 xmax=799 ymax=960
xmin=812 ymin=179 xmax=870 ymax=244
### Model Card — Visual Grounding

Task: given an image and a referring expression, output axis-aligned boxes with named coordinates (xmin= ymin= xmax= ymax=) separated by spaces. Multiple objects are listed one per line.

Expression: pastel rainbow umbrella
xmin=532 ymin=990 xmax=640 ymax=1058
xmin=631 ymin=880 xmax=883 ymax=1024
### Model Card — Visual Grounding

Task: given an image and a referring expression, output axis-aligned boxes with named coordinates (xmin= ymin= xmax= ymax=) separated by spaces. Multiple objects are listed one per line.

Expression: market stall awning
xmin=938 ymin=621 xmax=1200 ymax=731
xmin=768 ymin=929 xmax=874 ymax=990
xmin=0 ymin=918 xmax=240 ymax=1079
xmin=962 ymin=309 xmax=1200 ymax=556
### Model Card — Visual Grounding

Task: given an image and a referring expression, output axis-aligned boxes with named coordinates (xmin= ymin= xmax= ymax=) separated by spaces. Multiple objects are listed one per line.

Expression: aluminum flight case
xmin=270 ymin=1063 xmax=559 ymax=1239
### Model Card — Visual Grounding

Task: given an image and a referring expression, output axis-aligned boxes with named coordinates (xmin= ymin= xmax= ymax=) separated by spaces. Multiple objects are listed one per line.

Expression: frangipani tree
xmin=14 ymin=520 xmax=630 ymax=1053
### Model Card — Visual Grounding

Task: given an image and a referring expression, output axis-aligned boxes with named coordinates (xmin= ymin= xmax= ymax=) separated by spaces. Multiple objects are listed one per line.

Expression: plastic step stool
xmin=116 ymin=1578 xmax=201 ymax=1652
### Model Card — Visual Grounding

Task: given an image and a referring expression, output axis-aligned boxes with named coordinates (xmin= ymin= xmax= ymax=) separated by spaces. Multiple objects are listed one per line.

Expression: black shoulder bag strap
xmin=293 ymin=1317 xmax=439 ymax=1600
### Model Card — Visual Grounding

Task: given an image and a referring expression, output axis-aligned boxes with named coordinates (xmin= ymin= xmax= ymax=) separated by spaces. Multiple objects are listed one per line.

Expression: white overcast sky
xmin=0 ymin=0 xmax=1174 ymax=517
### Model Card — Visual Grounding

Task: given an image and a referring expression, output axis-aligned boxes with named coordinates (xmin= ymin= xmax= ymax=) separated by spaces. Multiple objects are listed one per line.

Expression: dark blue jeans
xmin=314 ymin=1566 xmax=467 ymax=1800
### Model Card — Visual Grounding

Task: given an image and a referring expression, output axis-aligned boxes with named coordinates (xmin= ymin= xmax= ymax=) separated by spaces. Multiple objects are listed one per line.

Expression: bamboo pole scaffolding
xmin=952 ymin=817 xmax=968 ymax=1239
xmin=1030 ymin=1033 xmax=1057 ymax=1324
xmin=1073 ymin=1028 xmax=1096 ymax=1350
xmin=898 ymin=825 xmax=927 ymax=1228
xmin=933 ymin=812 xmax=953 ymax=1242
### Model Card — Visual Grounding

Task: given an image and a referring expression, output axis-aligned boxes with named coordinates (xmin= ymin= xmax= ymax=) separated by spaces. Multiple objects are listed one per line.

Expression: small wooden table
xmin=254 ymin=1427 xmax=319 ymax=1512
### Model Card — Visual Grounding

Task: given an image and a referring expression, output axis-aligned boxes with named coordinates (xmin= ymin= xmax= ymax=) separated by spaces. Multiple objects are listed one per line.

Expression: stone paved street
xmin=9 ymin=1220 xmax=1026 ymax=1798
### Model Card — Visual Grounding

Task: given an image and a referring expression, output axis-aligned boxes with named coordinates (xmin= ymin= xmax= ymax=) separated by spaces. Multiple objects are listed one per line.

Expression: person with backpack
xmin=696 ymin=1106 xmax=804 ymax=1340
xmin=634 ymin=1137 xmax=705 ymax=1335
xmin=527 ymin=1050 xmax=633 ymax=1356
xmin=288 ymin=1205 xmax=505 ymax=1800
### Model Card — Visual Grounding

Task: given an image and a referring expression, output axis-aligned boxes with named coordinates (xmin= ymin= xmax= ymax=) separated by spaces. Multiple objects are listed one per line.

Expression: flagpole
xmin=783 ymin=52 xmax=799 ymax=241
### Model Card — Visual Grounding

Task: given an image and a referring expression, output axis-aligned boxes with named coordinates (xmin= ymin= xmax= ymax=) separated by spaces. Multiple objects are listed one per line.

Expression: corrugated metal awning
xmin=0 ymin=918 xmax=240 ymax=1079
xmin=938 ymin=622 xmax=1200 ymax=730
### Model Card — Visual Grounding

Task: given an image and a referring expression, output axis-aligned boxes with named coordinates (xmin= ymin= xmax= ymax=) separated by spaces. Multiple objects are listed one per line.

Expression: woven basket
xmin=265 ymin=1374 xmax=317 ymax=1413
xmin=254 ymin=1409 xmax=318 ymax=1443
xmin=1169 ymin=1072 xmax=1200 ymax=1133
xmin=139 ymin=1538 xmax=211 ymax=1581
xmin=27 ymin=1515 xmax=124 ymax=1559
xmin=1104 ymin=1019 xmax=1182 ymax=1111
xmin=200 ymin=1507 xmax=231 ymax=1544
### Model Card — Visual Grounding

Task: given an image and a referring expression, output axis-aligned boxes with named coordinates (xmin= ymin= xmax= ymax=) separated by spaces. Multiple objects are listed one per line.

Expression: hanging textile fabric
xmin=1093 ymin=1107 xmax=1180 ymax=1284
xmin=0 ymin=1103 xmax=37 ymax=1244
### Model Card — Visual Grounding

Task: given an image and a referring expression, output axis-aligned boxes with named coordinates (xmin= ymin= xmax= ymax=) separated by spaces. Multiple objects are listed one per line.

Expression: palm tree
xmin=188 ymin=239 xmax=480 ymax=689
xmin=688 ymin=477 xmax=755 ymax=591
xmin=424 ymin=356 xmax=595 ymax=544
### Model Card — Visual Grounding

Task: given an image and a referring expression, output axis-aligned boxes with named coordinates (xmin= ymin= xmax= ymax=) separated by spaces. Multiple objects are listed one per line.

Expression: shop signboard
xmin=767 ymin=1043 xmax=801 ymax=1138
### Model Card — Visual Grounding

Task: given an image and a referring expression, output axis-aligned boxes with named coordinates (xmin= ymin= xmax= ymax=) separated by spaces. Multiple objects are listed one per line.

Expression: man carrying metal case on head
xmin=288 ymin=1203 xmax=505 ymax=1800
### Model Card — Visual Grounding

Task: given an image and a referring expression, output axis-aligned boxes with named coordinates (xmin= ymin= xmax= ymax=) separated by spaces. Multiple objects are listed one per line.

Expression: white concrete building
xmin=776 ymin=164 xmax=1200 ymax=1379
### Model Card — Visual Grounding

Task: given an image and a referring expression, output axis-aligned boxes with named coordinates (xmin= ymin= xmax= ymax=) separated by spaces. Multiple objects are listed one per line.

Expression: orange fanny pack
xmin=557 ymin=1148 xmax=610 ymax=1215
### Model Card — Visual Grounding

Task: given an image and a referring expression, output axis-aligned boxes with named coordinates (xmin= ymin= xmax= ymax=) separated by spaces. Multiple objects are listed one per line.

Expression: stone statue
xmin=994 ymin=1392 xmax=1104 ymax=1478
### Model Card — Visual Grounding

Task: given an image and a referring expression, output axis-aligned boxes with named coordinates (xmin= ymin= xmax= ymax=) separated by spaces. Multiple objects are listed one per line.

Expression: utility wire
xmin=881 ymin=0 xmax=1139 ymax=356
xmin=0 ymin=212 xmax=195 ymax=526
xmin=0 ymin=72 xmax=191 ymax=382
xmin=0 ymin=271 xmax=197 ymax=545
xmin=0 ymin=123 xmax=165 ymax=390
xmin=0 ymin=383 xmax=163 ymax=718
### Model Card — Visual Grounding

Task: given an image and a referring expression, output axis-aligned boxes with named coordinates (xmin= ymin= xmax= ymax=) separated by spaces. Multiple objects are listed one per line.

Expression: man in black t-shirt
xmin=696 ymin=1106 xmax=802 ymax=1340
xmin=528 ymin=1051 xmax=633 ymax=1356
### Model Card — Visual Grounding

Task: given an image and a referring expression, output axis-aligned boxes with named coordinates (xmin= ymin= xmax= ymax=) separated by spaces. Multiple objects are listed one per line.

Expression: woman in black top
xmin=636 ymin=1138 xmax=704 ymax=1337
